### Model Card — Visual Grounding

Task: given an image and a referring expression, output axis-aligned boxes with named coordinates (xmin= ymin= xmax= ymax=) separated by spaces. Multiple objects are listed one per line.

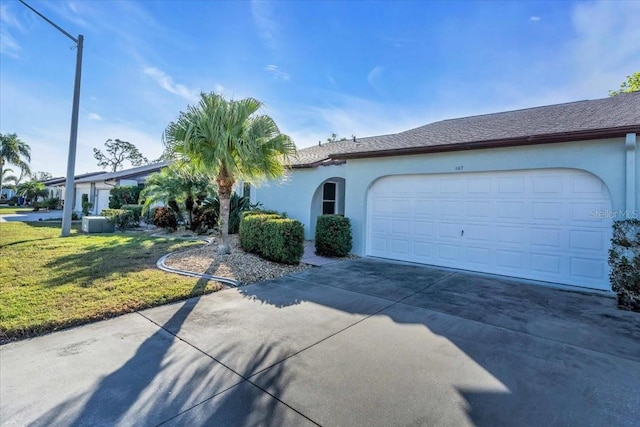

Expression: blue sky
xmin=1 ymin=0 xmax=639 ymax=177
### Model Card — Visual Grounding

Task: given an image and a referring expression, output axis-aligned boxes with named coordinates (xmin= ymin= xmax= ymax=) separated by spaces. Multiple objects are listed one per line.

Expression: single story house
xmin=252 ymin=92 xmax=640 ymax=291
xmin=72 ymin=162 xmax=169 ymax=214
xmin=42 ymin=172 xmax=104 ymax=201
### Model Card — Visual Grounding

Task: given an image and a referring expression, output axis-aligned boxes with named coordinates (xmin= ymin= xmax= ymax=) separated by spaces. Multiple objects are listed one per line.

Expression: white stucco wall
xmin=252 ymin=164 xmax=346 ymax=239
xmin=344 ymin=137 xmax=635 ymax=256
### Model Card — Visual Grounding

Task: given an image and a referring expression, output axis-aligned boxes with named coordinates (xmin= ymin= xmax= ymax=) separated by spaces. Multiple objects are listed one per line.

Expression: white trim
xmin=625 ymin=133 xmax=636 ymax=212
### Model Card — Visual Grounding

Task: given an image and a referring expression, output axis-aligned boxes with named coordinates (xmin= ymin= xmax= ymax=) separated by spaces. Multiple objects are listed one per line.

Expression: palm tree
xmin=16 ymin=180 xmax=48 ymax=205
xmin=164 ymin=92 xmax=296 ymax=254
xmin=0 ymin=133 xmax=31 ymax=197
xmin=139 ymin=162 xmax=213 ymax=227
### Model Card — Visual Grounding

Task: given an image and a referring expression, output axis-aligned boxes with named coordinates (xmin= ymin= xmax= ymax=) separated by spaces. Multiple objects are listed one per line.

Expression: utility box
xmin=82 ymin=216 xmax=115 ymax=233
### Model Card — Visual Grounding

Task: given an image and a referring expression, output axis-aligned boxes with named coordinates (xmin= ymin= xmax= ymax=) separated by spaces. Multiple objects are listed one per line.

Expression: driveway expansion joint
xmin=134 ymin=311 xmax=321 ymax=426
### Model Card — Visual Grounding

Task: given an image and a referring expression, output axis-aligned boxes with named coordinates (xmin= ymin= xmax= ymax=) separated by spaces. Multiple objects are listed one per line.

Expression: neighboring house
xmin=42 ymin=172 xmax=104 ymax=203
xmin=73 ymin=162 xmax=169 ymax=214
xmin=252 ymin=92 xmax=640 ymax=291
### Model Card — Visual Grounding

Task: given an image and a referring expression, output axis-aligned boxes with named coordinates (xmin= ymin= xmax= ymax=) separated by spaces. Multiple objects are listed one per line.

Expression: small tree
xmin=16 ymin=180 xmax=47 ymax=204
xmin=164 ymin=92 xmax=296 ymax=254
xmin=610 ymin=71 xmax=640 ymax=96
xmin=93 ymin=139 xmax=149 ymax=172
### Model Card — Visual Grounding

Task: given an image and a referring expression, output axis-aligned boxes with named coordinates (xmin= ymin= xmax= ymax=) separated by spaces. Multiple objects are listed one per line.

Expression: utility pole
xmin=18 ymin=0 xmax=84 ymax=237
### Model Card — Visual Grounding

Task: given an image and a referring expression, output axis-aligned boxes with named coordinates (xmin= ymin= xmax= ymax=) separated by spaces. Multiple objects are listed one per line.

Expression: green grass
xmin=0 ymin=206 xmax=34 ymax=214
xmin=0 ymin=222 xmax=219 ymax=343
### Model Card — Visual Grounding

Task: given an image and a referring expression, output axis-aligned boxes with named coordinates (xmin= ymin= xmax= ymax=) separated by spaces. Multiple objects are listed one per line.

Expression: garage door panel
xmin=415 ymin=199 xmax=436 ymax=216
xmin=530 ymin=227 xmax=562 ymax=248
xmin=531 ymin=253 xmax=562 ymax=274
xmin=438 ymin=244 xmax=461 ymax=261
xmin=414 ymin=221 xmax=435 ymax=237
xmin=468 ymin=178 xmax=492 ymax=193
xmin=467 ymin=201 xmax=492 ymax=218
xmin=569 ymin=230 xmax=606 ymax=251
xmin=570 ymin=257 xmax=606 ymax=280
xmin=439 ymin=223 xmax=463 ymax=240
xmin=439 ymin=200 xmax=463 ymax=217
xmin=390 ymin=239 xmax=410 ymax=255
xmin=496 ymin=202 xmax=526 ymax=221
xmin=497 ymin=177 xmax=525 ymax=194
xmin=367 ymin=169 xmax=612 ymax=290
xmin=464 ymin=246 xmax=492 ymax=265
xmin=496 ymin=226 xmax=525 ymax=244
xmin=532 ymin=202 xmax=563 ymax=221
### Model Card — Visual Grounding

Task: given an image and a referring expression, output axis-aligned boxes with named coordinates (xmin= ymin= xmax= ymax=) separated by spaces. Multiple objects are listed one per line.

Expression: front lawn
xmin=0 ymin=222 xmax=219 ymax=343
xmin=0 ymin=206 xmax=34 ymax=214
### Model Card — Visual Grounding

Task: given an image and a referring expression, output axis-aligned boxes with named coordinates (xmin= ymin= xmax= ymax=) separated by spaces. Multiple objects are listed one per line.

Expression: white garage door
xmin=96 ymin=189 xmax=111 ymax=214
xmin=367 ymin=169 xmax=613 ymax=290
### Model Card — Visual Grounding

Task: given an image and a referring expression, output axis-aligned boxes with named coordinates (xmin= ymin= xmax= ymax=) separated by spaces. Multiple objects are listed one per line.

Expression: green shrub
xmin=8 ymin=196 xmax=18 ymax=206
xmin=152 ymin=207 xmax=178 ymax=231
xmin=81 ymin=194 xmax=93 ymax=216
xmin=609 ymin=219 xmax=640 ymax=311
xmin=191 ymin=206 xmax=218 ymax=234
xmin=121 ymin=204 xmax=143 ymax=224
xmin=43 ymin=197 xmax=60 ymax=210
xmin=109 ymin=185 xmax=142 ymax=209
xmin=315 ymin=215 xmax=352 ymax=257
xmin=239 ymin=213 xmax=303 ymax=264
xmin=101 ymin=208 xmax=135 ymax=230
xmin=71 ymin=211 xmax=81 ymax=221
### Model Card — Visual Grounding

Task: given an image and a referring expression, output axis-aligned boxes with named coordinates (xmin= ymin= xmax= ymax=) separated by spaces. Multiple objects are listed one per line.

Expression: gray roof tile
xmin=290 ymin=92 xmax=640 ymax=166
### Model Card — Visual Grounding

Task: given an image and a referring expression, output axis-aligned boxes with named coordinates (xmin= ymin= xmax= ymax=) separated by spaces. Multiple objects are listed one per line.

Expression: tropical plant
xmin=139 ymin=163 xmax=213 ymax=228
xmin=163 ymin=92 xmax=296 ymax=254
xmin=201 ymin=192 xmax=253 ymax=234
xmin=16 ymin=180 xmax=47 ymax=204
xmin=1 ymin=133 xmax=31 ymax=197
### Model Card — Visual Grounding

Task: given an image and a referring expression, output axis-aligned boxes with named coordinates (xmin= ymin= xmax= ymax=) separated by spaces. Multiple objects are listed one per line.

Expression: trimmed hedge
xmin=315 ymin=215 xmax=352 ymax=257
xmin=101 ymin=208 xmax=135 ymax=230
xmin=121 ymin=204 xmax=143 ymax=224
xmin=609 ymin=219 xmax=640 ymax=312
xmin=109 ymin=185 xmax=142 ymax=209
xmin=239 ymin=212 xmax=304 ymax=264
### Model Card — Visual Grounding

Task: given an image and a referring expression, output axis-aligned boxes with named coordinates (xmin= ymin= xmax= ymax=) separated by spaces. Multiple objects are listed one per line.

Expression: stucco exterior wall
xmin=344 ymin=137 xmax=633 ymax=255
xmin=252 ymin=164 xmax=346 ymax=239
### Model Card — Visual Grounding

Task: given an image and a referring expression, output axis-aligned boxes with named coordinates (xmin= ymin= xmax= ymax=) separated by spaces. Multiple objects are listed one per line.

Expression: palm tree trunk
xmin=216 ymin=166 xmax=235 ymax=255
xmin=0 ymin=160 xmax=4 ymax=199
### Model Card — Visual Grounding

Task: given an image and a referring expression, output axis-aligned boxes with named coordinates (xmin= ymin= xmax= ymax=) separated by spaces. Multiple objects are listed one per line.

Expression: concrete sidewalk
xmin=1 ymin=259 xmax=639 ymax=426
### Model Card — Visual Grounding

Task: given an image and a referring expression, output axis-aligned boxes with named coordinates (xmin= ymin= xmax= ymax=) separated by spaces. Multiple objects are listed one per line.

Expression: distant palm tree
xmin=139 ymin=163 xmax=213 ymax=227
xmin=16 ymin=180 xmax=47 ymax=205
xmin=0 ymin=133 xmax=31 ymax=197
xmin=164 ymin=92 xmax=296 ymax=254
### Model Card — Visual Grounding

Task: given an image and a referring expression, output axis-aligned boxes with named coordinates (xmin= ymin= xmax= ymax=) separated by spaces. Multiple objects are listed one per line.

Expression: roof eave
xmin=329 ymin=126 xmax=640 ymax=161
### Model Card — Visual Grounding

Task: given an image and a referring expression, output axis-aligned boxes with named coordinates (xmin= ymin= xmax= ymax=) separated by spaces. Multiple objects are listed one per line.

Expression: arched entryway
xmin=310 ymin=177 xmax=346 ymax=239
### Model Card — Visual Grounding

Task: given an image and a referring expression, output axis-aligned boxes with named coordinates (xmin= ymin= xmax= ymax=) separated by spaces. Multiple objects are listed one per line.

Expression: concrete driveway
xmin=0 ymin=210 xmax=64 ymax=222
xmin=1 ymin=259 xmax=639 ymax=426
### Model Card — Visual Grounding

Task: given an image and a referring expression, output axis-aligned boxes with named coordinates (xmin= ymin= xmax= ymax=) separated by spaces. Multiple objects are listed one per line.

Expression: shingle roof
xmin=42 ymin=172 xmax=105 ymax=186
xmin=290 ymin=92 xmax=640 ymax=166
xmin=74 ymin=162 xmax=169 ymax=183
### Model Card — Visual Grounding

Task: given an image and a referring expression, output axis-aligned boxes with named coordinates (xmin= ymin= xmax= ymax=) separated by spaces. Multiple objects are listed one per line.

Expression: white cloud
xmin=0 ymin=4 xmax=22 ymax=58
xmin=367 ymin=66 xmax=384 ymax=92
xmin=88 ymin=113 xmax=102 ymax=121
xmin=143 ymin=66 xmax=200 ymax=102
xmin=251 ymin=0 xmax=278 ymax=49
xmin=265 ymin=64 xmax=290 ymax=80
xmin=529 ymin=16 xmax=541 ymax=22
xmin=214 ymin=84 xmax=224 ymax=94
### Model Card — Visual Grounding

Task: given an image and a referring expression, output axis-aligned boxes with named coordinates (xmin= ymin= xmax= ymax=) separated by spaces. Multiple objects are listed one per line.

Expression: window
xmin=322 ymin=182 xmax=336 ymax=215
